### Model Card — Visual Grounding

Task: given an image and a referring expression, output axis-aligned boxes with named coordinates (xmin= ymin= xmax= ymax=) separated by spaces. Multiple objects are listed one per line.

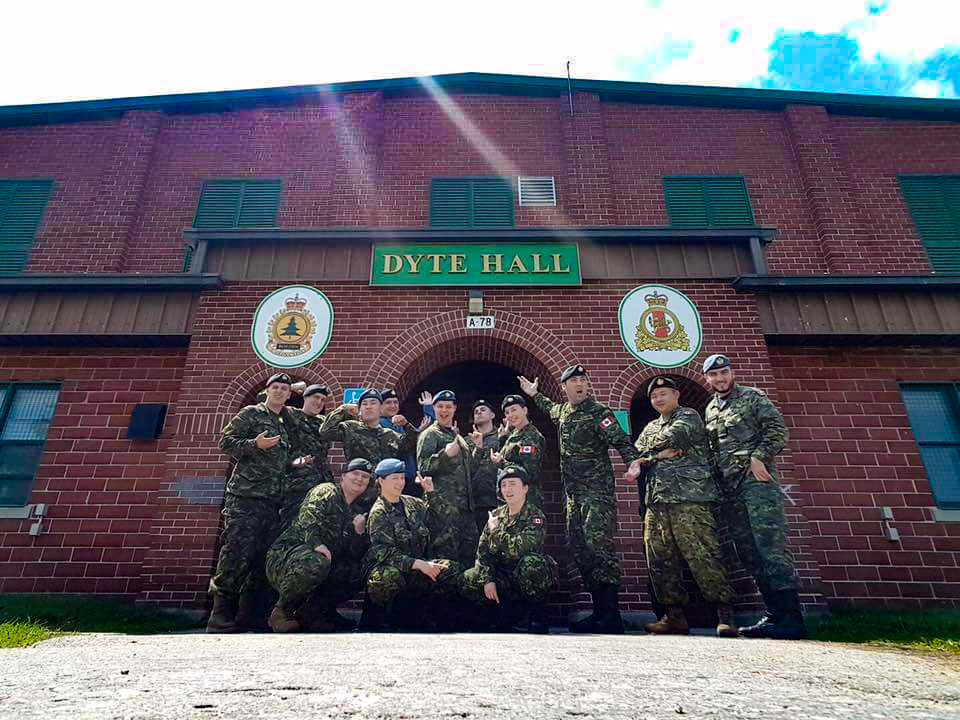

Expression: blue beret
xmin=472 ymin=398 xmax=493 ymax=412
xmin=702 ymin=354 xmax=732 ymax=373
xmin=502 ymin=394 xmax=527 ymax=410
xmin=356 ymin=389 xmax=382 ymax=405
xmin=497 ymin=465 xmax=528 ymax=484
xmin=432 ymin=390 xmax=457 ymax=404
xmin=380 ymin=389 xmax=398 ymax=401
xmin=303 ymin=384 xmax=329 ymax=398
xmin=265 ymin=373 xmax=292 ymax=388
xmin=374 ymin=458 xmax=405 ymax=477
xmin=346 ymin=458 xmax=374 ymax=474
xmin=647 ymin=376 xmax=679 ymax=397
xmin=561 ymin=365 xmax=587 ymax=383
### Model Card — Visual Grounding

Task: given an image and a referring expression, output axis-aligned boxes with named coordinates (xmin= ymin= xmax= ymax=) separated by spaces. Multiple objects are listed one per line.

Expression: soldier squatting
xmin=207 ymin=353 xmax=806 ymax=640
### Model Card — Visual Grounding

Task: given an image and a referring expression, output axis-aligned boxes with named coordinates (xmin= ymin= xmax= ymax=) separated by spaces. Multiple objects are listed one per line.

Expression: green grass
xmin=0 ymin=595 xmax=203 ymax=648
xmin=811 ymin=609 xmax=960 ymax=655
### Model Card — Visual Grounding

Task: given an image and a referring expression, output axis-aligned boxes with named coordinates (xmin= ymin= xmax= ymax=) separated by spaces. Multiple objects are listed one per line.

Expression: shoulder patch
xmin=520 ymin=445 xmax=536 ymax=454
xmin=599 ymin=416 xmax=616 ymax=429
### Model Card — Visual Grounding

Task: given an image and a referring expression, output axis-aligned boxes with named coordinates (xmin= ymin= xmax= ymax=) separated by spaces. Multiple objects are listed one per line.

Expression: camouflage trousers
xmin=566 ymin=489 xmax=620 ymax=587
xmin=366 ymin=560 xmax=460 ymax=607
xmin=644 ymin=503 xmax=735 ymax=607
xmin=427 ymin=500 xmax=481 ymax=568
xmin=266 ymin=542 xmax=364 ymax=610
xmin=722 ymin=480 xmax=797 ymax=592
xmin=209 ymin=494 xmax=282 ymax=598
xmin=461 ymin=553 xmax=558 ymax=604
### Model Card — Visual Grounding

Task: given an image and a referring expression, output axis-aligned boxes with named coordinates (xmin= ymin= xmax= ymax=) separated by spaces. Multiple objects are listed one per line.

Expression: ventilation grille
xmin=518 ymin=176 xmax=557 ymax=207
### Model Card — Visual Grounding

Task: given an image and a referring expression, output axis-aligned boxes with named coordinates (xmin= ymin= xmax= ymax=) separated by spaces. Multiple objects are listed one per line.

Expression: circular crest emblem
xmin=618 ymin=284 xmax=702 ymax=368
xmin=251 ymin=285 xmax=333 ymax=368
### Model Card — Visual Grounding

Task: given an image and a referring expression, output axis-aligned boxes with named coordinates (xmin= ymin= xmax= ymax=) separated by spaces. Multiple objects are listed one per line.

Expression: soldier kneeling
xmin=461 ymin=465 xmax=558 ymax=634
xmin=361 ymin=458 xmax=460 ymax=631
xmin=264 ymin=458 xmax=373 ymax=633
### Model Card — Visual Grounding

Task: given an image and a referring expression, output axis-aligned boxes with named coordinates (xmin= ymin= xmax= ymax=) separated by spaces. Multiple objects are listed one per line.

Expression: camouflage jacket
xmin=497 ymin=422 xmax=545 ymax=491
xmin=417 ymin=422 xmax=478 ymax=512
xmin=475 ymin=501 xmax=548 ymax=585
xmin=284 ymin=408 xmax=334 ymax=496
xmin=634 ymin=406 xmax=719 ymax=505
xmin=271 ymin=482 xmax=368 ymax=561
xmin=705 ymin=384 xmax=789 ymax=491
xmin=533 ymin=393 xmax=639 ymax=496
xmin=219 ymin=402 xmax=296 ymax=499
xmin=363 ymin=494 xmax=432 ymax=576
xmin=319 ymin=404 xmax=418 ymax=508
xmin=465 ymin=429 xmax=501 ymax=509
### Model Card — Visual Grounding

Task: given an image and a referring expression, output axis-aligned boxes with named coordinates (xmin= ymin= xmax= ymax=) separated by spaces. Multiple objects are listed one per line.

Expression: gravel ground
xmin=0 ymin=631 xmax=958 ymax=720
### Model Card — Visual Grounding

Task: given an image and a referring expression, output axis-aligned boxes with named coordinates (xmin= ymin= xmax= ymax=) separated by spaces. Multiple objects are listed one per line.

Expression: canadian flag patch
xmin=533 ymin=517 xmax=543 ymax=525
xmin=599 ymin=416 xmax=616 ymax=429
xmin=520 ymin=445 xmax=536 ymax=455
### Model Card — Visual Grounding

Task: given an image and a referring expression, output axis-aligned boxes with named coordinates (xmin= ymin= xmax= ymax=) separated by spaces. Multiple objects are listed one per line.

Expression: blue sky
xmin=1 ymin=0 xmax=957 ymax=106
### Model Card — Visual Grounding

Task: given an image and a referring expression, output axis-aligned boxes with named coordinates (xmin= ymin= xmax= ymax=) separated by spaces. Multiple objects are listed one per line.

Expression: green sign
xmin=370 ymin=243 xmax=581 ymax=286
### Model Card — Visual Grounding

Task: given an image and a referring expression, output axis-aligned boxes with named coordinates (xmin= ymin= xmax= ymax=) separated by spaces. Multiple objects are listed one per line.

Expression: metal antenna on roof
xmin=566 ymin=61 xmax=574 ymax=116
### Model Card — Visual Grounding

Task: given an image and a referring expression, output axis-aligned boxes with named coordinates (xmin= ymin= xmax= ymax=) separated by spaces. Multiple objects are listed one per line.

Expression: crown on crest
xmin=284 ymin=294 xmax=307 ymax=311
xmin=644 ymin=290 xmax=669 ymax=307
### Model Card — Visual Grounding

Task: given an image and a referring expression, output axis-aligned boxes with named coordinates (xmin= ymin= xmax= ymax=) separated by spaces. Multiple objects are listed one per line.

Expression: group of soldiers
xmin=206 ymin=352 xmax=806 ymax=640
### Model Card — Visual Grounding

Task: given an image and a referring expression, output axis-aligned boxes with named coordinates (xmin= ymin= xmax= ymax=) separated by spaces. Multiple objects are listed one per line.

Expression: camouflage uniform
xmin=461 ymin=501 xmax=557 ymax=604
xmin=533 ymin=393 xmax=640 ymax=587
xmin=210 ymin=402 xmax=294 ymax=598
xmin=319 ymin=405 xmax=418 ymax=512
xmin=705 ymin=384 xmax=795 ymax=592
xmin=282 ymin=408 xmax=334 ymax=526
xmin=496 ymin=423 xmax=546 ymax=508
xmin=465 ymin=428 xmax=501 ymax=533
xmin=266 ymin=482 xmax=368 ymax=611
xmin=417 ymin=423 xmax=480 ymax=567
xmin=364 ymin=493 xmax=459 ymax=606
xmin=635 ymin=406 xmax=735 ymax=607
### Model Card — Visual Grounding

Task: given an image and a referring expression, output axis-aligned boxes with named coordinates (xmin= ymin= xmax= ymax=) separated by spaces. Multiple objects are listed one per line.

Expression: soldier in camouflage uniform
xmin=265 ymin=458 xmax=373 ymax=633
xmin=361 ymin=458 xmax=460 ymax=631
xmin=634 ymin=376 xmax=737 ymax=638
xmin=417 ymin=390 xmax=481 ymax=568
xmin=490 ymin=394 xmax=546 ymax=508
xmin=703 ymin=353 xmax=806 ymax=640
xmin=520 ymin=365 xmax=644 ymax=634
xmin=283 ymin=384 xmax=335 ymax=527
xmin=464 ymin=399 xmax=502 ymax=535
xmin=319 ymin=388 xmax=419 ymax=513
xmin=461 ymin=465 xmax=557 ymax=633
xmin=207 ymin=372 xmax=296 ymax=633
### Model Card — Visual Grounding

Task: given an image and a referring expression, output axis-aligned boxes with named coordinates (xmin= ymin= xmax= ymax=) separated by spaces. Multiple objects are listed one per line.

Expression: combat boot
xmin=527 ymin=601 xmax=551 ymax=635
xmin=739 ymin=581 xmax=779 ymax=638
xmin=716 ymin=604 xmax=738 ymax=638
xmin=323 ymin=607 xmax=358 ymax=632
xmin=268 ymin=602 xmax=301 ymax=633
xmin=755 ymin=590 xmax=807 ymax=640
xmin=568 ymin=588 xmax=599 ymax=633
xmin=358 ymin=594 xmax=391 ymax=632
xmin=234 ymin=589 xmax=271 ymax=632
xmin=591 ymin=584 xmax=625 ymax=635
xmin=206 ymin=593 xmax=239 ymax=633
xmin=645 ymin=606 xmax=690 ymax=635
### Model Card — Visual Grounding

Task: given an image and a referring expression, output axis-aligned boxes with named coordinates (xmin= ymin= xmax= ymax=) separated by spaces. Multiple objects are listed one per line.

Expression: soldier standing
xmin=464 ymin=399 xmax=502 ymax=535
xmin=461 ymin=465 xmax=557 ymax=634
xmin=491 ymin=394 xmax=546 ymax=508
xmin=520 ymin=366 xmax=643 ymax=634
xmin=635 ymin=376 xmax=738 ymax=638
xmin=207 ymin=372 xmax=296 ymax=633
xmin=702 ymin=353 xmax=806 ymax=640
xmin=265 ymin=458 xmax=373 ymax=633
xmin=283 ymin=384 xmax=334 ymax=526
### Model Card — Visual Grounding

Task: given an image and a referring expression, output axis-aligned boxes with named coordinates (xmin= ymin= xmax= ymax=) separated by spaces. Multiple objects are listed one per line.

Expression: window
xmin=900 ymin=384 xmax=960 ymax=509
xmin=663 ymin=176 xmax=754 ymax=226
xmin=898 ymin=175 xmax=960 ymax=273
xmin=0 ymin=385 xmax=60 ymax=507
xmin=0 ymin=179 xmax=54 ymax=275
xmin=429 ymin=178 xmax=514 ymax=227
xmin=193 ymin=179 xmax=282 ymax=229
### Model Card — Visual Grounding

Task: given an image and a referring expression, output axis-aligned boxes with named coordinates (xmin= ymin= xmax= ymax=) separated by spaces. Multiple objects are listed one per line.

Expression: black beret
xmin=265 ymin=372 xmax=292 ymax=388
xmin=647 ymin=376 xmax=679 ymax=397
xmin=560 ymin=364 xmax=587 ymax=383
xmin=501 ymin=394 xmax=527 ymax=410
xmin=374 ymin=458 xmax=405 ymax=477
xmin=497 ymin=465 xmax=529 ymax=484
xmin=380 ymin=389 xmax=398 ymax=402
xmin=472 ymin=399 xmax=494 ymax=412
xmin=303 ymin=384 xmax=330 ymax=398
xmin=356 ymin=388 xmax=382 ymax=405
xmin=432 ymin=390 xmax=457 ymax=404
xmin=703 ymin=354 xmax=732 ymax=373
xmin=346 ymin=458 xmax=374 ymax=474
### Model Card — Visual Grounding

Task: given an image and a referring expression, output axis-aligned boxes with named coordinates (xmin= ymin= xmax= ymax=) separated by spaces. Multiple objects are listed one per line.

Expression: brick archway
xmin=609 ymin=355 xmax=712 ymax=411
xmin=362 ymin=309 xmax=580 ymax=395
xmin=221 ymin=360 xmax=344 ymax=411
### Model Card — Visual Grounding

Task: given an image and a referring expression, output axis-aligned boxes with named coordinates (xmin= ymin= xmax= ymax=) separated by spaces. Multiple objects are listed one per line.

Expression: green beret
xmin=265 ymin=373 xmax=292 ymax=388
xmin=561 ymin=365 xmax=587 ymax=383
xmin=374 ymin=458 xmax=405 ymax=477
xmin=380 ymin=389 xmax=398 ymax=402
xmin=356 ymin=389 xmax=382 ymax=405
xmin=432 ymin=390 xmax=457 ymax=404
xmin=501 ymin=394 xmax=527 ymax=411
xmin=346 ymin=458 xmax=374 ymax=475
xmin=702 ymin=354 xmax=732 ymax=373
xmin=303 ymin=384 xmax=329 ymax=398
xmin=647 ymin=376 xmax=679 ymax=397
xmin=497 ymin=465 xmax=528 ymax=484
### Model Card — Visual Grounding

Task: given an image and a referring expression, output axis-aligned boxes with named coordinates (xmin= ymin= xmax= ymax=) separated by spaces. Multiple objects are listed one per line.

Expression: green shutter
xmin=182 ymin=244 xmax=194 ymax=273
xmin=899 ymin=175 xmax=960 ymax=273
xmin=430 ymin=178 xmax=513 ymax=227
xmin=664 ymin=177 xmax=754 ymax=226
xmin=194 ymin=179 xmax=281 ymax=229
xmin=0 ymin=179 xmax=53 ymax=275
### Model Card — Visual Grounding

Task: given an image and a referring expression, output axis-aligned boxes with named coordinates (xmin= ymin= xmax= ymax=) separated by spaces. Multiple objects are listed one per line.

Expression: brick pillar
xmin=560 ymin=92 xmax=618 ymax=225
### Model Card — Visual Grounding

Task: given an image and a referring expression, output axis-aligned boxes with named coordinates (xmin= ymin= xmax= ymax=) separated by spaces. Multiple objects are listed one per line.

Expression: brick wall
xmin=0 ymin=347 xmax=186 ymax=596
xmin=769 ymin=345 xmax=960 ymax=609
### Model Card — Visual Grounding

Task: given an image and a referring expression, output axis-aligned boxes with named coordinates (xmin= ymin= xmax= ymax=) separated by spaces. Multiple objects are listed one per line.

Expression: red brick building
xmin=1 ymin=73 xmax=958 ymax=618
